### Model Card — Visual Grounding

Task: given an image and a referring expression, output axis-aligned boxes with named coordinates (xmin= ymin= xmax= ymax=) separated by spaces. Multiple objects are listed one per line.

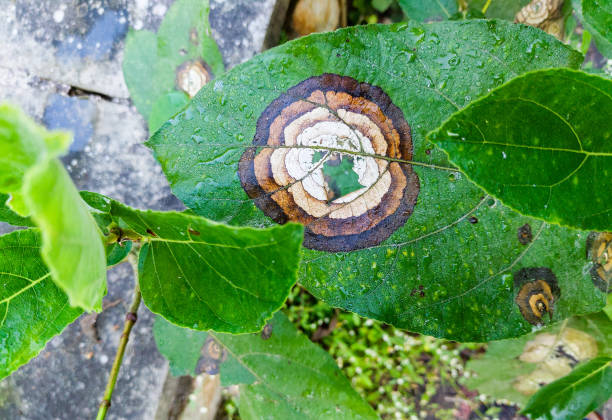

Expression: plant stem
xmin=481 ymin=0 xmax=492 ymax=14
xmin=96 ymin=268 xmax=142 ymax=420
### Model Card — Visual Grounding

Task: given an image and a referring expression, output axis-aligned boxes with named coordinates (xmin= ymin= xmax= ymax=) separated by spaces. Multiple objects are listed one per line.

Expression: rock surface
xmin=0 ymin=0 xmax=285 ymax=418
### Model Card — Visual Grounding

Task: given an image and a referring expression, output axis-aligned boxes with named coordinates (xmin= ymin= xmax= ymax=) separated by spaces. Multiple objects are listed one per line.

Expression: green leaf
xmin=0 ymin=229 xmax=83 ymax=380
xmin=0 ymin=193 xmax=34 ymax=227
xmin=398 ymin=0 xmax=458 ymax=21
xmin=122 ymin=30 xmax=158 ymax=120
xmin=465 ymin=311 xmax=612 ymax=405
xmin=83 ymin=194 xmax=305 ymax=333
xmin=582 ymin=0 xmax=612 ymax=58
xmin=522 ymin=356 xmax=612 ymax=420
xmin=0 ymin=104 xmax=107 ymax=311
xmin=147 ymin=21 xmax=597 ymax=341
xmin=372 ymin=0 xmax=394 ymax=13
xmin=154 ymin=313 xmax=379 ymax=419
xmin=153 ymin=315 xmax=208 ymax=376
xmin=429 ymin=69 xmax=612 ymax=232
xmin=466 ymin=0 xmax=531 ymax=20
xmin=122 ymin=0 xmax=224 ymax=122
xmin=153 ymin=0 xmax=224 ymax=95
xmin=149 ymin=91 xmax=190 ymax=133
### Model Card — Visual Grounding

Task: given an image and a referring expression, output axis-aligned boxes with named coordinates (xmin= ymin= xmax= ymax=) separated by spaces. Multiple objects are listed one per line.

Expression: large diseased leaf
xmin=464 ymin=311 xmax=612 ymax=405
xmin=83 ymin=194 xmax=304 ymax=333
xmin=430 ymin=69 xmax=612 ymax=232
xmin=0 ymin=104 xmax=106 ymax=311
xmin=0 ymin=229 xmax=83 ymax=380
xmin=522 ymin=356 xmax=612 ymax=420
xmin=147 ymin=21 xmax=599 ymax=341
xmin=154 ymin=313 xmax=379 ymax=420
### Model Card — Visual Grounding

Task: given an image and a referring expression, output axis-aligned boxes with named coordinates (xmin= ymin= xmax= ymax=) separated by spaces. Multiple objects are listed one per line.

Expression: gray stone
xmin=209 ymin=0 xmax=289 ymax=69
xmin=0 ymin=0 xmax=285 ymax=419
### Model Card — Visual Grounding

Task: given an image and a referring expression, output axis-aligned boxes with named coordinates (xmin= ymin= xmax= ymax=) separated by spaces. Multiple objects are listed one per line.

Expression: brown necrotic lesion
xmin=587 ymin=232 xmax=612 ymax=292
xmin=238 ymin=73 xmax=420 ymax=252
xmin=514 ymin=267 xmax=560 ymax=325
xmin=176 ymin=59 xmax=213 ymax=98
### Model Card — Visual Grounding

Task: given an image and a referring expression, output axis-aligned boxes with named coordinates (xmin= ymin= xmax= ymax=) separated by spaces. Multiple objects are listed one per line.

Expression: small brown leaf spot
xmin=189 ymin=28 xmax=199 ymax=45
xmin=518 ymin=223 xmax=533 ymax=245
xmin=410 ymin=285 xmax=425 ymax=298
xmin=176 ymin=59 xmax=212 ymax=98
xmin=425 ymin=148 xmax=431 ymax=155
xmin=146 ymin=228 xmax=158 ymax=237
xmin=515 ymin=0 xmax=564 ymax=38
xmin=179 ymin=48 xmax=187 ymax=56
xmin=196 ymin=357 xmax=219 ymax=375
xmin=586 ymin=232 xmax=612 ymax=292
xmin=261 ymin=323 xmax=273 ymax=340
xmin=468 ymin=216 xmax=478 ymax=224
xmin=514 ymin=267 xmax=560 ymax=325
xmin=203 ymin=337 xmax=224 ymax=361
xmin=188 ymin=228 xmax=201 ymax=236
xmin=336 ymin=53 xmax=341 ymax=58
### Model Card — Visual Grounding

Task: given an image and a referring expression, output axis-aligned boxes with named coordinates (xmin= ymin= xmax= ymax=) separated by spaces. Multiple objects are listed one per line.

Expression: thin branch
xmin=96 ymin=253 xmax=142 ymax=420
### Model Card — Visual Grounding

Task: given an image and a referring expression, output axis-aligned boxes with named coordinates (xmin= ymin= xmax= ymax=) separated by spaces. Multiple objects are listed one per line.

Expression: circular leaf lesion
xmin=514 ymin=267 xmax=560 ymax=325
xmin=587 ymin=232 xmax=612 ymax=293
xmin=238 ymin=74 xmax=420 ymax=252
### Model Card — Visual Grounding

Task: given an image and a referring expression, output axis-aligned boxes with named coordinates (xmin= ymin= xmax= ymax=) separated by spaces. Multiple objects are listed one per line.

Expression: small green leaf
xmin=154 ymin=313 xmax=379 ymax=419
xmin=105 ymin=241 xmax=132 ymax=267
xmin=582 ymin=0 xmax=612 ymax=58
xmin=398 ymin=0 xmax=458 ymax=21
xmin=83 ymin=194 xmax=304 ymax=333
xmin=0 ymin=104 xmax=107 ymax=311
xmin=430 ymin=69 xmax=612 ymax=232
xmin=522 ymin=356 xmax=612 ymax=420
xmin=0 ymin=229 xmax=83 ymax=380
xmin=153 ymin=0 xmax=224 ymax=95
xmin=122 ymin=0 xmax=224 ymax=123
xmin=122 ymin=30 xmax=158 ymax=120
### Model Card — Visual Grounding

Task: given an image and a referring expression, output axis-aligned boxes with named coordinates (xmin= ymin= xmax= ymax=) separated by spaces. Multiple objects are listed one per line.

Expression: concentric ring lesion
xmin=238 ymin=73 xmax=420 ymax=252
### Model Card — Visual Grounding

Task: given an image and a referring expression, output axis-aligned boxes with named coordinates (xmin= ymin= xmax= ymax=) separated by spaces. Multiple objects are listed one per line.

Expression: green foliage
xmin=430 ymin=69 xmax=612 ymax=232
xmin=146 ymin=20 xmax=605 ymax=342
xmin=83 ymin=193 xmax=304 ymax=333
xmin=284 ymin=287 xmax=482 ymax=419
xmin=398 ymin=0 xmax=458 ymax=21
xmin=465 ymin=311 xmax=612 ymax=406
xmin=153 ymin=316 xmax=207 ymax=376
xmin=0 ymin=104 xmax=106 ymax=311
xmin=581 ymin=0 xmax=612 ymax=58
xmin=522 ymin=356 xmax=612 ymax=420
xmin=122 ymin=0 xmax=224 ymax=128
xmin=154 ymin=313 xmax=379 ymax=420
xmin=466 ymin=0 xmax=531 ymax=20
xmin=0 ymin=193 xmax=34 ymax=227
xmin=0 ymin=229 xmax=83 ymax=380
xmin=148 ymin=91 xmax=190 ymax=133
